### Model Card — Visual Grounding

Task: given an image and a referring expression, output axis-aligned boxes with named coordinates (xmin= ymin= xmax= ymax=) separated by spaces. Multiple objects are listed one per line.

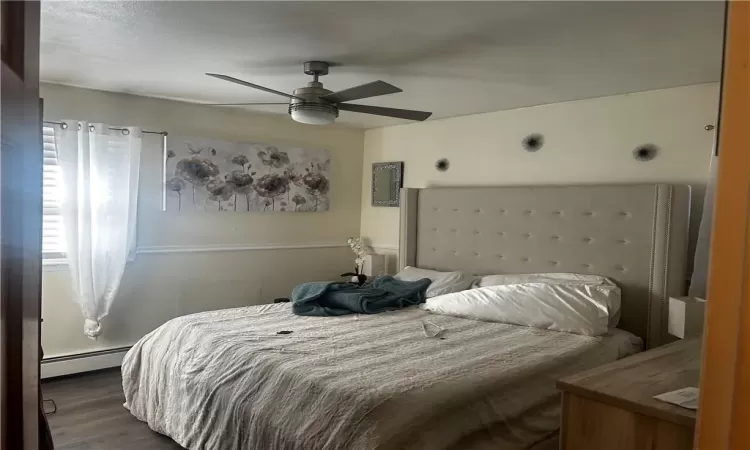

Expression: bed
xmin=122 ymin=183 xmax=691 ymax=450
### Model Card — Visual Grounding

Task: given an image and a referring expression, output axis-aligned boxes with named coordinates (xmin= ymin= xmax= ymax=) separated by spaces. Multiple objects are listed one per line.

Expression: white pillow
xmin=421 ymin=282 xmax=620 ymax=336
xmin=394 ymin=266 xmax=473 ymax=298
xmin=473 ymin=273 xmax=620 ymax=327
xmin=473 ymin=272 xmax=615 ymax=288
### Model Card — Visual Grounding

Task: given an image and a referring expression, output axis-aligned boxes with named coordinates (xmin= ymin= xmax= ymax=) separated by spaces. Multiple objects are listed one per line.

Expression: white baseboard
xmin=41 ymin=347 xmax=130 ymax=379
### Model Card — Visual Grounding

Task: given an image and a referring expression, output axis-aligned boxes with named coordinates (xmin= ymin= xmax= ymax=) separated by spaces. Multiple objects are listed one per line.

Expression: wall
xmin=360 ymin=83 xmax=721 ymax=269
xmin=41 ymin=83 xmax=365 ymax=357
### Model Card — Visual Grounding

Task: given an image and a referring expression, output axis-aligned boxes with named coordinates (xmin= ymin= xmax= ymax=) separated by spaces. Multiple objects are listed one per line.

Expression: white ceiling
xmin=40 ymin=1 xmax=725 ymax=128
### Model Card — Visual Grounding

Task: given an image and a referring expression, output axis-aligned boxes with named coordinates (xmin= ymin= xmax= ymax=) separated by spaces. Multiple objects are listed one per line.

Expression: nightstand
xmin=557 ymin=339 xmax=700 ymax=450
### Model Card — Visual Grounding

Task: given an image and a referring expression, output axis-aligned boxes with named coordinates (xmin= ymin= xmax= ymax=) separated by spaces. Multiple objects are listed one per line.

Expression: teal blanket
xmin=291 ymin=276 xmax=431 ymax=316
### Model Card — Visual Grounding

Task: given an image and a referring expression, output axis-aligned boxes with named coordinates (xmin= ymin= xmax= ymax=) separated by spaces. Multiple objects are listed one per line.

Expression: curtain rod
xmin=43 ymin=120 xmax=168 ymax=136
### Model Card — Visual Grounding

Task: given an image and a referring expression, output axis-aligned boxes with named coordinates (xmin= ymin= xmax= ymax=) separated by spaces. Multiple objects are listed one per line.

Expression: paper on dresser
xmin=653 ymin=387 xmax=699 ymax=410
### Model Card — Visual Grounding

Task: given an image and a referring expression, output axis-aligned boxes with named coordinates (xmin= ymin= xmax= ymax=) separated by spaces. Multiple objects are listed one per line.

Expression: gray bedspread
xmin=122 ymin=303 xmax=641 ymax=450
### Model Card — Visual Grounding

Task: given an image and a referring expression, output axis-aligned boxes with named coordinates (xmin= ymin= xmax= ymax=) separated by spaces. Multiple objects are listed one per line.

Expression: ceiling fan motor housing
xmin=288 ymin=82 xmax=339 ymax=125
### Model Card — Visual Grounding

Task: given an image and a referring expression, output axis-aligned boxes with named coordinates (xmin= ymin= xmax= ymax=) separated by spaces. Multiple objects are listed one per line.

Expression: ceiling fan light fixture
xmin=207 ymin=61 xmax=431 ymax=125
xmin=289 ymin=103 xmax=339 ymax=125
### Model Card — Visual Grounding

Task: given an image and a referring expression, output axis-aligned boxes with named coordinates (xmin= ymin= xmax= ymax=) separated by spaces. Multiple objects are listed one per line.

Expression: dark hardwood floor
xmin=42 ymin=368 xmax=184 ymax=450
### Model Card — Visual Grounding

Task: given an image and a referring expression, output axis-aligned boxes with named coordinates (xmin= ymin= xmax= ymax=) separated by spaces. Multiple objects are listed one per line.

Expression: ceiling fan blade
xmin=338 ymin=103 xmax=432 ymax=121
xmin=321 ymin=81 xmax=402 ymax=104
xmin=202 ymin=102 xmax=288 ymax=106
xmin=206 ymin=73 xmax=302 ymax=100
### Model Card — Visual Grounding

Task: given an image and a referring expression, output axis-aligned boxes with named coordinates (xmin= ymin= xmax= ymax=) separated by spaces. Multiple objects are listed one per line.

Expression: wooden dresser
xmin=557 ymin=339 xmax=700 ymax=450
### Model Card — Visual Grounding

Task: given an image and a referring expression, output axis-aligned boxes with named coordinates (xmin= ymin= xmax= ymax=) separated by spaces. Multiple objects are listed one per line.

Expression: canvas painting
xmin=164 ymin=135 xmax=330 ymax=212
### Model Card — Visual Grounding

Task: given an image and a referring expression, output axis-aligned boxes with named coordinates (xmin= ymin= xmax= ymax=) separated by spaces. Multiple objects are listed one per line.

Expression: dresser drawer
xmin=561 ymin=392 xmax=694 ymax=450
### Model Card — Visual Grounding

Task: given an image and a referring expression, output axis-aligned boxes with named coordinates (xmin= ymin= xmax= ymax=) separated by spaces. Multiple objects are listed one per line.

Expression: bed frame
xmin=398 ymin=184 xmax=690 ymax=349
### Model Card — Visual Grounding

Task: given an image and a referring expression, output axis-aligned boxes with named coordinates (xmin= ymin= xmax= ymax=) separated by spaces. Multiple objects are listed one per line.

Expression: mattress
xmin=122 ymin=303 xmax=642 ymax=450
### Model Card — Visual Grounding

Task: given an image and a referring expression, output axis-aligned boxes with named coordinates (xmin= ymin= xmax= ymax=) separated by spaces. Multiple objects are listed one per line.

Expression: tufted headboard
xmin=398 ymin=184 xmax=690 ymax=348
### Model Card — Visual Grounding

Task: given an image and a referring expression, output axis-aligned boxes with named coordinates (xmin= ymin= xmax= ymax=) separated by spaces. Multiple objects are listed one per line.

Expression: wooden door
xmin=695 ymin=1 xmax=750 ymax=449
xmin=0 ymin=1 xmax=43 ymax=449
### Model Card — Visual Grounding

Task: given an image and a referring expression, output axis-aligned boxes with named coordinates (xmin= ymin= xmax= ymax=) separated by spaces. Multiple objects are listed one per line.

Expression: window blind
xmin=43 ymin=126 xmax=65 ymax=258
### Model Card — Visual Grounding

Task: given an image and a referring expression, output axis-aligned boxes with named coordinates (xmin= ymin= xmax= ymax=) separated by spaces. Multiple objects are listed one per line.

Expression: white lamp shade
xmin=362 ymin=254 xmax=386 ymax=277
xmin=668 ymin=297 xmax=706 ymax=339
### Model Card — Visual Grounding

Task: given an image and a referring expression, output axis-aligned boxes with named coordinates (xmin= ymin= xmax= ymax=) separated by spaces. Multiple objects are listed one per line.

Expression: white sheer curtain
xmin=55 ymin=121 xmax=142 ymax=338
xmin=689 ymin=151 xmax=718 ymax=299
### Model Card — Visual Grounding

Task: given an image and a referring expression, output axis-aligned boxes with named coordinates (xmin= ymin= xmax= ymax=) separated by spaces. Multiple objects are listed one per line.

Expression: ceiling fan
xmin=206 ymin=61 xmax=432 ymax=125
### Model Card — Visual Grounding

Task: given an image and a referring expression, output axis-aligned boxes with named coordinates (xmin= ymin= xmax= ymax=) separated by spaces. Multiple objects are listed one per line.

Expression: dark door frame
xmin=1 ymin=1 xmax=43 ymax=449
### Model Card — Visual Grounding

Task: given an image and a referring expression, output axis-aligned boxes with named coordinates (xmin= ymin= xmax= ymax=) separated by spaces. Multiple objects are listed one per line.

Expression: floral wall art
xmin=164 ymin=135 xmax=331 ymax=212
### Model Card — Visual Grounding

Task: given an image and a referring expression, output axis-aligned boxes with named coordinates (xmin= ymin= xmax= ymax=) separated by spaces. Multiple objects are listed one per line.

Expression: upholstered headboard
xmin=398 ymin=184 xmax=690 ymax=348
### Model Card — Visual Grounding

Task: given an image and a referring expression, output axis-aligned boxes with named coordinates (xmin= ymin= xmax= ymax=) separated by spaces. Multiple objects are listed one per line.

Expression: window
xmin=43 ymin=126 xmax=65 ymax=259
